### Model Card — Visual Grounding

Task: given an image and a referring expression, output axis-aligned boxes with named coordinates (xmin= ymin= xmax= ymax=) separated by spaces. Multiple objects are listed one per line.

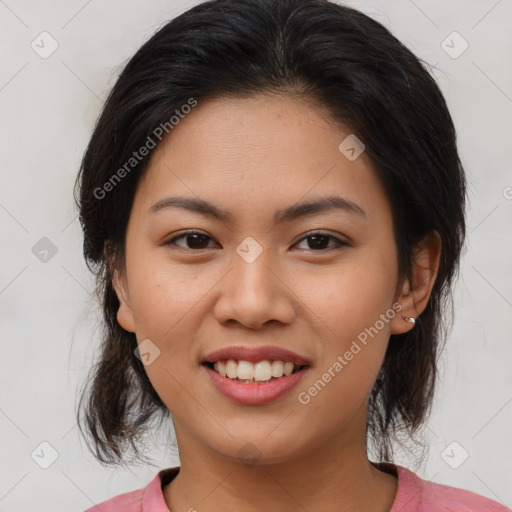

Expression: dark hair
xmin=74 ymin=0 xmax=466 ymax=468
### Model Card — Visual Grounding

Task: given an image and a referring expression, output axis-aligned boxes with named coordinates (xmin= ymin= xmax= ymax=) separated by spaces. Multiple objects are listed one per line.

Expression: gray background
xmin=1 ymin=0 xmax=511 ymax=510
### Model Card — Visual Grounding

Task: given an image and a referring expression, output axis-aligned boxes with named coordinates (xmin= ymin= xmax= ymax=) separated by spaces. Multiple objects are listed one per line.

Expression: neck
xmin=163 ymin=411 xmax=398 ymax=512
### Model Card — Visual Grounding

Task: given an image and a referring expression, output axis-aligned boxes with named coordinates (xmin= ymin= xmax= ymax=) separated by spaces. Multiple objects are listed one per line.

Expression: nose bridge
xmin=213 ymin=235 xmax=295 ymax=328
xmin=232 ymin=235 xmax=275 ymax=301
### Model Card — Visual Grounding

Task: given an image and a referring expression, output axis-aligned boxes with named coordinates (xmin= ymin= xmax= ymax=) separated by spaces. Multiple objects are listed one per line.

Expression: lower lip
xmin=203 ymin=365 xmax=309 ymax=405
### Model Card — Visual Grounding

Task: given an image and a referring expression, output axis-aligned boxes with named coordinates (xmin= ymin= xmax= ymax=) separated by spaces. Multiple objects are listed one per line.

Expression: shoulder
xmin=82 ymin=467 xmax=180 ymax=512
xmin=394 ymin=465 xmax=511 ymax=512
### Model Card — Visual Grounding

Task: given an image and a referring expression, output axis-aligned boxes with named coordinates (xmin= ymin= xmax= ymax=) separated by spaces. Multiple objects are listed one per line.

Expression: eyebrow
xmin=148 ymin=195 xmax=365 ymax=223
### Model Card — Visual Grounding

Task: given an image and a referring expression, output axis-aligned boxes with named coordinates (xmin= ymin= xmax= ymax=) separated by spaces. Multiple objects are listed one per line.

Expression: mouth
xmin=200 ymin=345 xmax=312 ymax=403
xmin=202 ymin=359 xmax=307 ymax=384
xmin=201 ymin=344 xmax=312 ymax=383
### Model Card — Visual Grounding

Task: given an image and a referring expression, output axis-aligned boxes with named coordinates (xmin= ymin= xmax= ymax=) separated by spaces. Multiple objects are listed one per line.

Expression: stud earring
xmin=402 ymin=316 xmax=416 ymax=326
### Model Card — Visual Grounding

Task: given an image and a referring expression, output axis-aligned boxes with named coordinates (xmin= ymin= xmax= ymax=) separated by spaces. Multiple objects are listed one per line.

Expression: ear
xmin=390 ymin=231 xmax=441 ymax=335
xmin=105 ymin=245 xmax=136 ymax=333
xmin=112 ymin=269 xmax=136 ymax=333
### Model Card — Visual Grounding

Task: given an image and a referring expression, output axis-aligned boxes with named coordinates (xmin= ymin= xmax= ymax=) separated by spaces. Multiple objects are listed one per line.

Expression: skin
xmin=111 ymin=93 xmax=441 ymax=512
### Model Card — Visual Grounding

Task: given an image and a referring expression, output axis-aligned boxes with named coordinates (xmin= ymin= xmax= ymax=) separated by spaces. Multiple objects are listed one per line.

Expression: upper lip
xmin=201 ymin=345 xmax=312 ymax=366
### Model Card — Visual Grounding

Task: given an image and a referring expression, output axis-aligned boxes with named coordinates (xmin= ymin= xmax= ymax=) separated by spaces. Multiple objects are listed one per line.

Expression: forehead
xmin=132 ymin=94 xmax=390 ymax=224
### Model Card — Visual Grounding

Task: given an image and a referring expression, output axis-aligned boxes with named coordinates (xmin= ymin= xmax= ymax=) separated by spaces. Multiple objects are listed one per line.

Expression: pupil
xmin=308 ymin=235 xmax=328 ymax=250
xmin=187 ymin=234 xmax=209 ymax=249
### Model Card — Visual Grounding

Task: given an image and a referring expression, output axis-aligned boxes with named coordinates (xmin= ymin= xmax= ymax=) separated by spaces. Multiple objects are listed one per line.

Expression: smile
xmin=202 ymin=362 xmax=310 ymax=405
xmin=205 ymin=359 xmax=305 ymax=383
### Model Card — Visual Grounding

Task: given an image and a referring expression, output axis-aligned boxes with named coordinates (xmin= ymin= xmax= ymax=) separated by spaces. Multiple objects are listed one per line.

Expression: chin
xmin=212 ymin=435 xmax=306 ymax=467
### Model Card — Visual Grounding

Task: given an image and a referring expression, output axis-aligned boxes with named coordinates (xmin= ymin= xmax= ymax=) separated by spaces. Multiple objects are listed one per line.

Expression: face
xmin=112 ymin=93 xmax=418 ymax=466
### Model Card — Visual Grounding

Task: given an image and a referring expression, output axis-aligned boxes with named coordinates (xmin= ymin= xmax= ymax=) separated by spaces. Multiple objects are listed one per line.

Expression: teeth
xmin=237 ymin=360 xmax=255 ymax=380
xmin=225 ymin=359 xmax=237 ymax=379
xmin=271 ymin=360 xmax=284 ymax=377
xmin=283 ymin=361 xmax=294 ymax=376
xmin=212 ymin=359 xmax=300 ymax=382
xmin=216 ymin=360 xmax=227 ymax=377
xmin=254 ymin=361 xmax=272 ymax=381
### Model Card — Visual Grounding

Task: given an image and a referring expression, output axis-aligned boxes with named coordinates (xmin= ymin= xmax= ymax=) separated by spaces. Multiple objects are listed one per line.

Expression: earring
xmin=402 ymin=316 xmax=416 ymax=326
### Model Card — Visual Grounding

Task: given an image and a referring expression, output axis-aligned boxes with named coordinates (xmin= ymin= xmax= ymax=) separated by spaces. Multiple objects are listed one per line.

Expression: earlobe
xmin=390 ymin=231 xmax=441 ymax=335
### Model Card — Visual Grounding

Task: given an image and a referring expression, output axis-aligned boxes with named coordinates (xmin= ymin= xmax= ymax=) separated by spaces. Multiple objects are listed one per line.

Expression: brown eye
xmin=294 ymin=231 xmax=348 ymax=251
xmin=165 ymin=231 xmax=217 ymax=250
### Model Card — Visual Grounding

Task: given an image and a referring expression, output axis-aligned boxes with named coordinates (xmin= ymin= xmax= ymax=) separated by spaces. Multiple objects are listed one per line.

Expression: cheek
xmin=125 ymin=260 xmax=209 ymax=415
xmin=303 ymin=248 xmax=398 ymax=338
xmin=297 ymin=248 xmax=398 ymax=413
xmin=127 ymin=253 xmax=208 ymax=336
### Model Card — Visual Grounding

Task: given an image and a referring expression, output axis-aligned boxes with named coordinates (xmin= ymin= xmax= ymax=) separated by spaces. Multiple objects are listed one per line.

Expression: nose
xmin=213 ymin=245 xmax=296 ymax=329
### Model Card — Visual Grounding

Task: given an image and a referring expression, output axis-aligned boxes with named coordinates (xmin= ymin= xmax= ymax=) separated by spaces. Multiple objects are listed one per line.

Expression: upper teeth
xmin=213 ymin=359 xmax=298 ymax=382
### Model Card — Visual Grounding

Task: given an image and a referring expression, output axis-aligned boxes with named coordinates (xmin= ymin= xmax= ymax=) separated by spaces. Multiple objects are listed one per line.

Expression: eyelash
xmin=163 ymin=230 xmax=349 ymax=252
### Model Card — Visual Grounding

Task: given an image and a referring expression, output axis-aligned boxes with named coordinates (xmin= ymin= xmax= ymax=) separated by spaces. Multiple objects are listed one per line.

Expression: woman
xmin=75 ymin=0 xmax=509 ymax=510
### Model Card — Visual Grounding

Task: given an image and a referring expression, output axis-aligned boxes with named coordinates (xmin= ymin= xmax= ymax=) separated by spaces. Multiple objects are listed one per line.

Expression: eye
xmin=163 ymin=230 xmax=349 ymax=252
xmin=164 ymin=230 xmax=218 ymax=250
xmin=294 ymin=231 xmax=348 ymax=251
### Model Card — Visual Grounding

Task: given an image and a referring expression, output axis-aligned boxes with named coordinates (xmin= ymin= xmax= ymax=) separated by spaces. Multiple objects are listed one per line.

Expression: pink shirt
xmin=84 ymin=463 xmax=511 ymax=511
